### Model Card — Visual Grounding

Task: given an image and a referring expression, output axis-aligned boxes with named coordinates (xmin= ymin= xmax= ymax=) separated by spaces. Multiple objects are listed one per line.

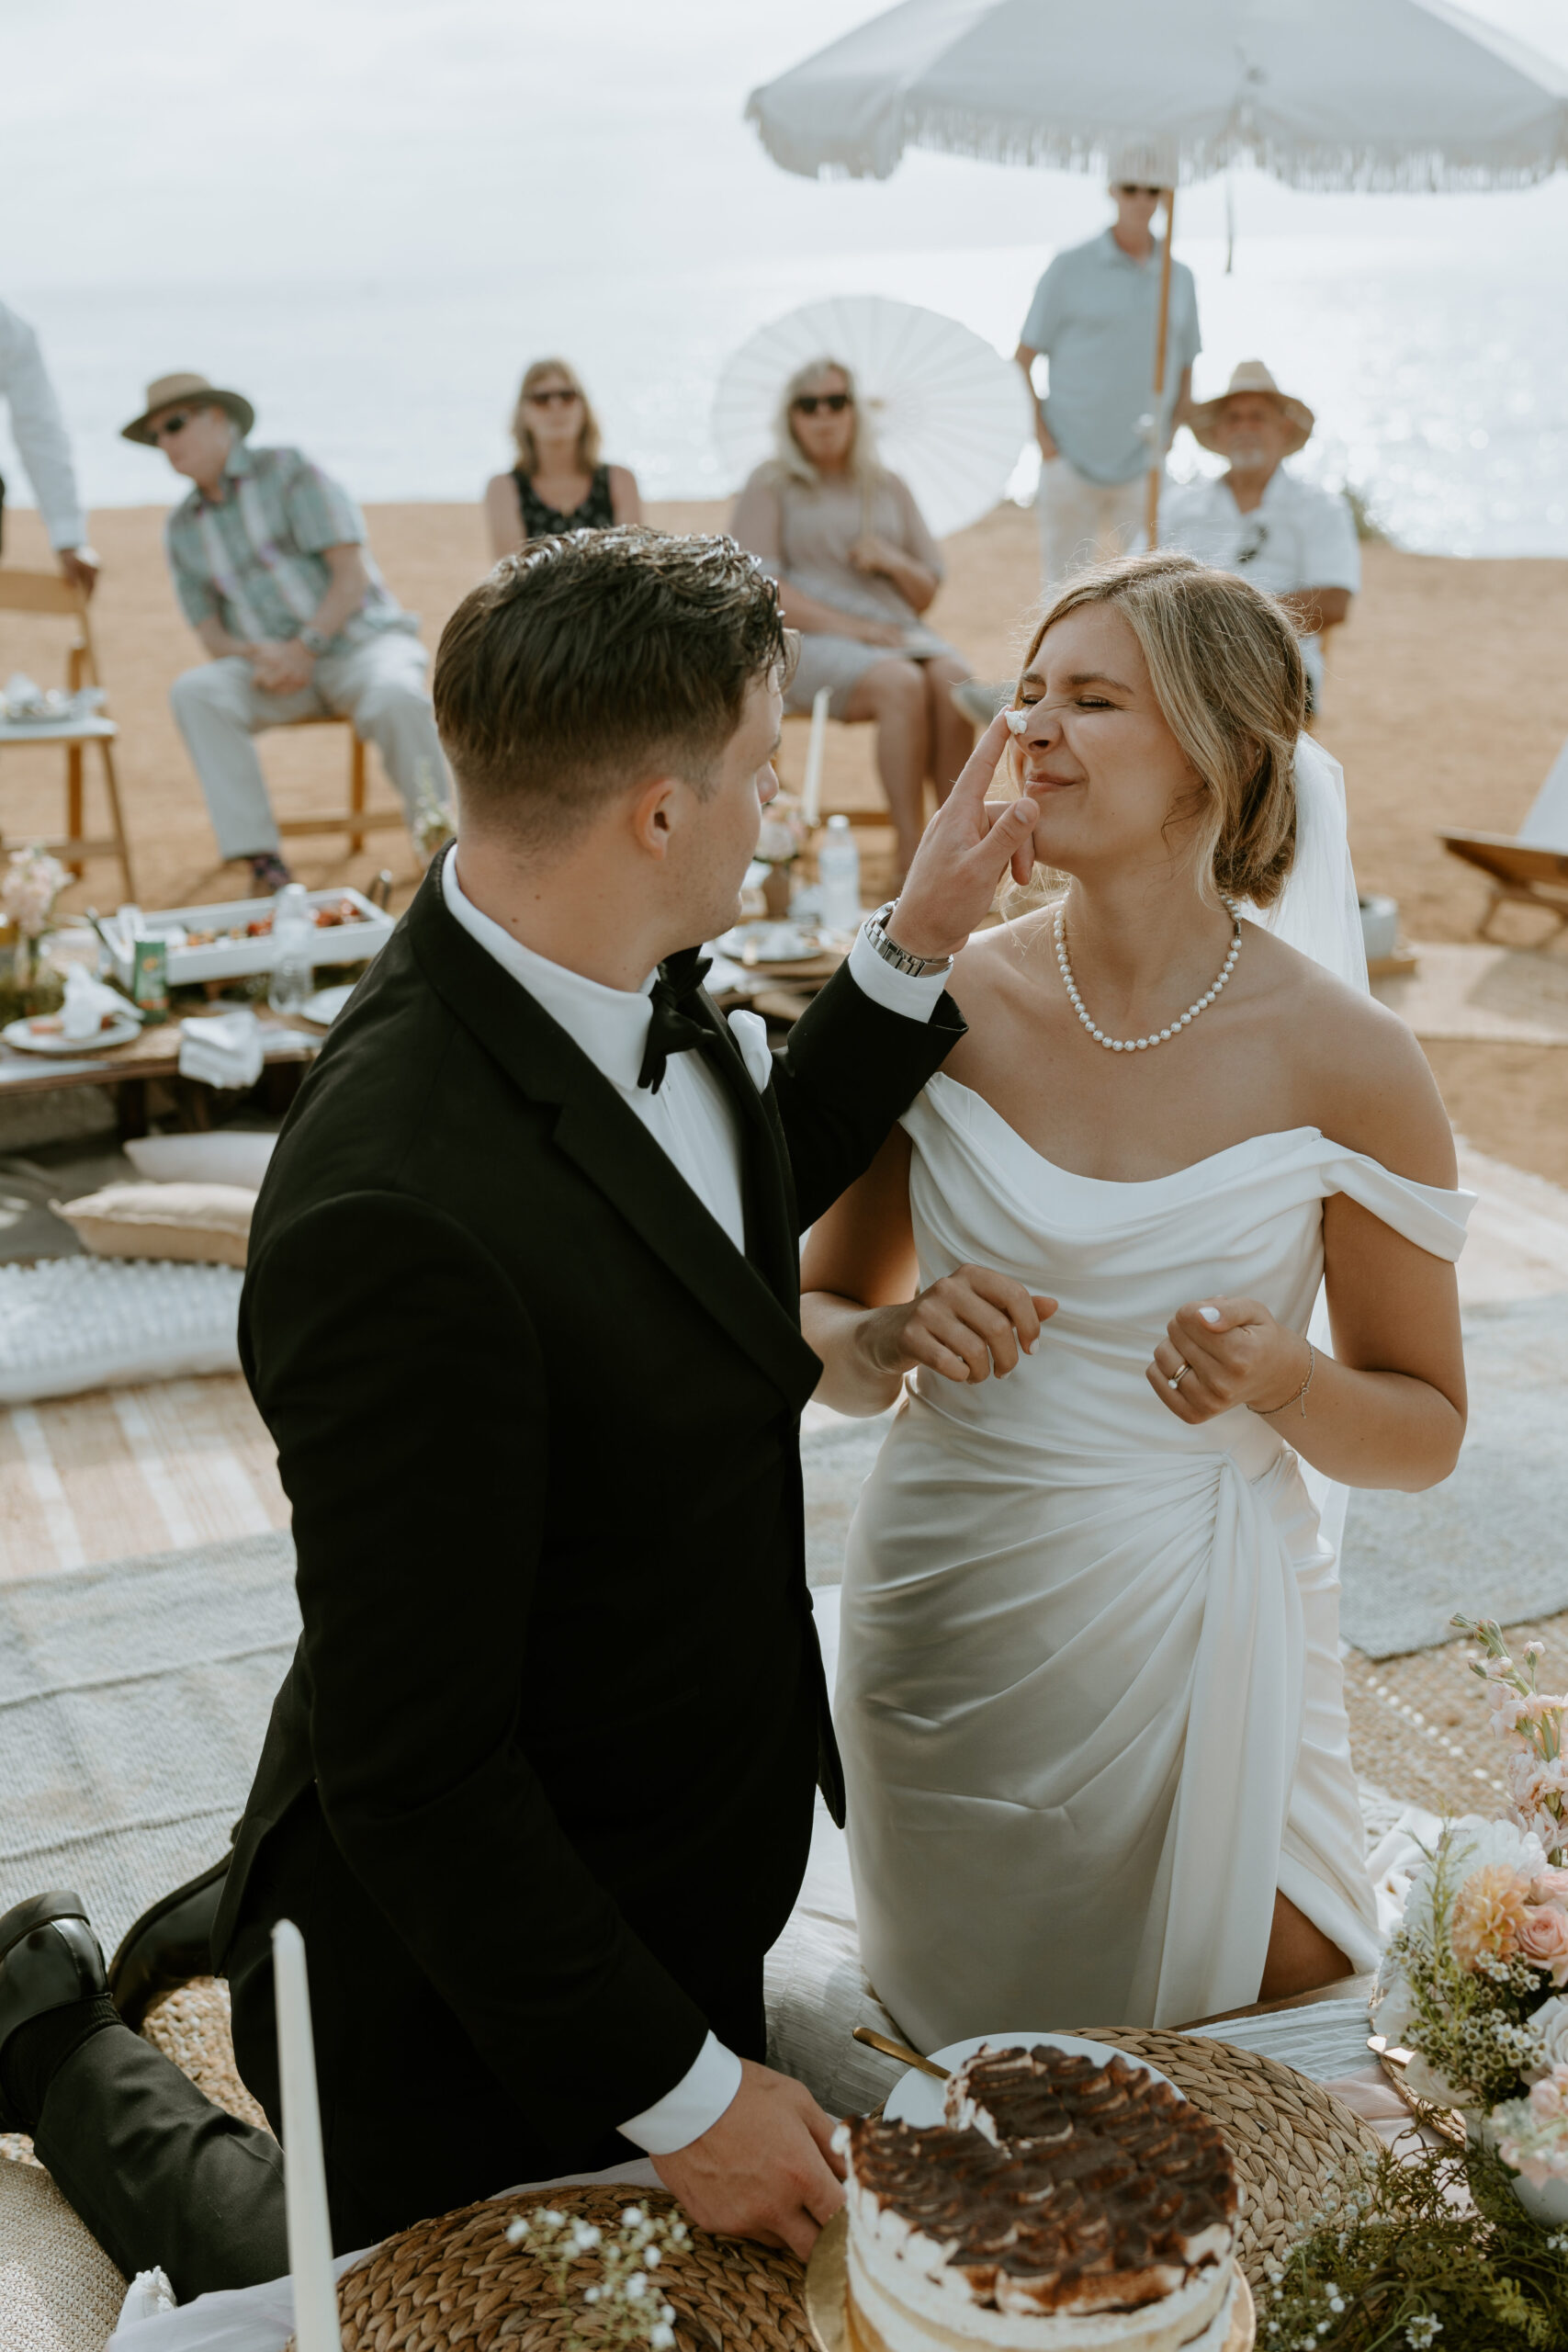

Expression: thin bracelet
xmin=1254 ymin=1340 xmax=1314 ymax=1420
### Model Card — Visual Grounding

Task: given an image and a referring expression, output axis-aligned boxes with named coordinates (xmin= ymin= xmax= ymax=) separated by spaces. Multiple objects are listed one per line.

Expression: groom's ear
xmin=629 ymin=773 xmax=684 ymax=862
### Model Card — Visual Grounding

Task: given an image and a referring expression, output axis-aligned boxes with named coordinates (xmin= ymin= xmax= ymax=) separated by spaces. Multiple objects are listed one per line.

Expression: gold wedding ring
xmin=1168 ymin=1363 xmax=1191 ymax=1390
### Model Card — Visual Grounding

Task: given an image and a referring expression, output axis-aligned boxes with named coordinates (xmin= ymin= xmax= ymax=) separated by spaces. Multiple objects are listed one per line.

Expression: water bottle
xmin=818 ymin=814 xmax=862 ymax=937
xmin=268 ymin=883 xmax=315 ymax=1016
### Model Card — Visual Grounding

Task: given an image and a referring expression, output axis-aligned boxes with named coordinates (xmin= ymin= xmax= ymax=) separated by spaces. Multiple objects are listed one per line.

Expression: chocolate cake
xmin=839 ymin=2045 xmax=1238 ymax=2352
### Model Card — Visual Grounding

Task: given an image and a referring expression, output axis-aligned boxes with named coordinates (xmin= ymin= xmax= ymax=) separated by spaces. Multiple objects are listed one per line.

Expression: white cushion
xmin=0 ymin=1259 xmax=243 ymax=1403
xmin=123 ymin=1132 xmax=277 ymax=1189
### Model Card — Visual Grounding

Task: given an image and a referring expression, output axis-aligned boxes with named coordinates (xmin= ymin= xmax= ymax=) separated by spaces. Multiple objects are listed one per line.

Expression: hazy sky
xmin=5 ymin=0 xmax=1568 ymax=299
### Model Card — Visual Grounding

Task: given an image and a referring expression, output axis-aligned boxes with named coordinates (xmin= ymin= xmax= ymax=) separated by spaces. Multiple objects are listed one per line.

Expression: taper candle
xmin=272 ymin=1919 xmax=342 ymax=2352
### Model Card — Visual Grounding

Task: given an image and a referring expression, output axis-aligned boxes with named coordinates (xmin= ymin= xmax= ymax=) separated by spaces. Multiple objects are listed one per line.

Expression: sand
xmin=3 ymin=497 xmax=1567 ymax=1179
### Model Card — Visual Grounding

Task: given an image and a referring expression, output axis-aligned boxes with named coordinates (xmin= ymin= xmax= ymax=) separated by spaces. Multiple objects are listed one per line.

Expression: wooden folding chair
xmin=1439 ymin=733 xmax=1568 ymax=940
xmin=275 ymin=715 xmax=406 ymax=856
xmin=0 ymin=570 xmax=135 ymax=897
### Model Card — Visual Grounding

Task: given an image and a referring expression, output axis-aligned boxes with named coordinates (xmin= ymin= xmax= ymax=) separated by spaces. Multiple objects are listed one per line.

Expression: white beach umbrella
xmin=713 ymin=293 xmax=1033 ymax=539
xmin=746 ymin=0 xmax=1568 ymax=537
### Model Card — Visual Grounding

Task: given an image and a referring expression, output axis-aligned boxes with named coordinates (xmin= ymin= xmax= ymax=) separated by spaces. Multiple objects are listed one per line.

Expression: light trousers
xmin=169 ymin=629 xmax=450 ymax=861
xmin=1038 ymin=458 xmax=1150 ymax=587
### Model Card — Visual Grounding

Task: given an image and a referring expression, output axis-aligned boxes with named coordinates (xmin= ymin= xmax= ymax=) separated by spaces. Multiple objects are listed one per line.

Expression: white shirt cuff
xmin=847 ymin=922 xmax=949 ymax=1023
xmin=617 ymin=2031 xmax=743 ymax=2155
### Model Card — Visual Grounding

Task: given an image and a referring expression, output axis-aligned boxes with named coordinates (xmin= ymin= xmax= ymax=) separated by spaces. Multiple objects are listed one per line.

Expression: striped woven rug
xmin=0 ymin=1375 xmax=287 ymax=1582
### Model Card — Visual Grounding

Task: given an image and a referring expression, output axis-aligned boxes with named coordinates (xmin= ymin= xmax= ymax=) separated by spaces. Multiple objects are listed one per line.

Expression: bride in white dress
xmin=801 ymin=553 xmax=1471 ymax=2046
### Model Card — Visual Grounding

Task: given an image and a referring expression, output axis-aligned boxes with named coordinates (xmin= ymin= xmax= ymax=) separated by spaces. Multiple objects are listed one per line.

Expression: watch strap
xmin=863 ymin=899 xmax=954 ymax=980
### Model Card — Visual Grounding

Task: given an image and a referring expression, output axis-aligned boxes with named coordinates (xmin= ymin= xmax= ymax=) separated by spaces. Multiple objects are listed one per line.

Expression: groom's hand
xmin=886 ymin=713 xmax=1039 ymax=961
xmin=652 ymin=2057 xmax=844 ymax=2259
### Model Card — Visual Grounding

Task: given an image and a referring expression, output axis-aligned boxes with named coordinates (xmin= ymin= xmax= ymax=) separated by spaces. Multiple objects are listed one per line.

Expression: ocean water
xmin=3 ymin=0 xmax=1568 ymax=558
xmin=3 ymin=232 xmax=1565 ymax=561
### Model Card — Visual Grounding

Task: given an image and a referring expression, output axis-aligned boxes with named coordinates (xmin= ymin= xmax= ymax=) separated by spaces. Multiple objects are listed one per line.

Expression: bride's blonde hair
xmin=1015 ymin=551 xmax=1305 ymax=908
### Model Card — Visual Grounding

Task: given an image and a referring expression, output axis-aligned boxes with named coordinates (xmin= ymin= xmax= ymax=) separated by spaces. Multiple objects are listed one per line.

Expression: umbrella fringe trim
xmin=748 ymin=99 xmax=1568 ymax=193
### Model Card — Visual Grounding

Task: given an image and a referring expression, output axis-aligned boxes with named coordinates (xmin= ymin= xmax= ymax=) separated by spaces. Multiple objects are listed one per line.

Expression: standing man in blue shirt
xmin=1015 ymin=150 xmax=1201 ymax=585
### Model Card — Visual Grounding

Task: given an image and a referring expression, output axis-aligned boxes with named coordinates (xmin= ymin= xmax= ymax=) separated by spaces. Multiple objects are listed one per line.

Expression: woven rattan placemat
xmin=1073 ymin=2030 xmax=1381 ymax=2286
xmin=324 ymin=2184 xmax=811 ymax=2352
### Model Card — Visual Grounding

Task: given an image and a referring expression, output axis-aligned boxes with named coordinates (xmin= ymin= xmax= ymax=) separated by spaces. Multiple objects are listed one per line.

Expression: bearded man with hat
xmin=124 ymin=371 xmax=453 ymax=890
xmin=1160 ymin=360 xmax=1359 ymax=713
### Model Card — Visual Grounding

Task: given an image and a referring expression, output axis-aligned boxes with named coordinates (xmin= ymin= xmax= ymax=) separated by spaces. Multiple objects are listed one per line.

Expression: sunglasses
xmin=1117 ymin=184 xmax=1165 ymax=198
xmin=793 ymin=392 xmax=853 ymax=415
xmin=525 ymin=387 xmax=581 ymax=408
xmin=151 ymin=412 xmax=196 ymax=441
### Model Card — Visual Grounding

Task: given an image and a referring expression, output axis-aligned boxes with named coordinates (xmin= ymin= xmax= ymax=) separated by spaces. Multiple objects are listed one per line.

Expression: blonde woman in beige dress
xmin=730 ymin=359 xmax=974 ymax=879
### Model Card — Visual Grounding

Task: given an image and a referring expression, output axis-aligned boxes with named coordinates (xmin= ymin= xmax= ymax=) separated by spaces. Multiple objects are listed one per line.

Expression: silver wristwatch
xmin=863 ymin=899 xmax=954 ymax=980
xmin=299 ymin=627 xmax=333 ymax=657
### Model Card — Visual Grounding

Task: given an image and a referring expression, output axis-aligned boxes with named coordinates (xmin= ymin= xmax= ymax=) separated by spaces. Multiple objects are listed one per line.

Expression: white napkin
xmin=177 ymin=1012 xmax=264 ymax=1091
xmin=61 ymin=963 xmax=136 ymax=1040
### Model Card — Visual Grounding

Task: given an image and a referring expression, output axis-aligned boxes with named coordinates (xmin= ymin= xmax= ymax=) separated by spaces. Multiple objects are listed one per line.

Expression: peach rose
xmin=1450 ymin=1862 xmax=1533 ymax=1969
xmin=1519 ymin=1903 xmax=1568 ymax=1986
xmin=1533 ymin=1868 xmax=1568 ymax=1906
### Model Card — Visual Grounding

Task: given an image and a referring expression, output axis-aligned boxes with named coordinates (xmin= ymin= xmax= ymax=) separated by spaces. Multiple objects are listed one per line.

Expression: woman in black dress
xmin=483 ymin=359 xmax=642 ymax=555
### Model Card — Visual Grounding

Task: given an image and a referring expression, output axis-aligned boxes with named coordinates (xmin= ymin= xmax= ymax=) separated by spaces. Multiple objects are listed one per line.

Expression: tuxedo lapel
xmin=411 ymin=878 xmax=819 ymax=1410
xmin=667 ymin=955 xmax=798 ymax=1311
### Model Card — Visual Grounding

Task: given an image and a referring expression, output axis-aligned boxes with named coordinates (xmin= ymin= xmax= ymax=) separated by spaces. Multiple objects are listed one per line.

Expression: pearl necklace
xmin=1054 ymin=899 xmax=1242 ymax=1053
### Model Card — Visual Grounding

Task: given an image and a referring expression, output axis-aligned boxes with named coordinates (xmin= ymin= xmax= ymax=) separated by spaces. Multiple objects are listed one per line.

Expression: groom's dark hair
xmin=434 ymin=526 xmax=795 ymax=847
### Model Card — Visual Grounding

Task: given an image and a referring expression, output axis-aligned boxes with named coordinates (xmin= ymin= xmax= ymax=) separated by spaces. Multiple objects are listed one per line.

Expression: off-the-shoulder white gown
xmin=835 ymin=1072 xmax=1473 ymax=2045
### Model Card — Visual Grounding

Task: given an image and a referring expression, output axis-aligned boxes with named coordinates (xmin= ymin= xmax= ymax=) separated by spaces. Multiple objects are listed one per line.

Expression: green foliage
xmin=1262 ymin=2141 xmax=1568 ymax=2349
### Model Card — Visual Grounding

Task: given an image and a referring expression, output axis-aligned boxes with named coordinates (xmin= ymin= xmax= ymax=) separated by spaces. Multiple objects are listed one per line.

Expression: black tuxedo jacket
xmin=214 ymin=853 xmax=963 ymax=2154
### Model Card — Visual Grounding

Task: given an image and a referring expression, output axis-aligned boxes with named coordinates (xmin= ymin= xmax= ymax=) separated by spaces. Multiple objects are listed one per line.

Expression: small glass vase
xmin=0 ymin=934 xmax=65 ymax=1026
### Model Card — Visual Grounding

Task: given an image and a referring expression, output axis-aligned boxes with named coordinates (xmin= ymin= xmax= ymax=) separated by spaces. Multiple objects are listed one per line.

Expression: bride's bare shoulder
xmin=1246 ymin=923 xmax=1457 ymax=1185
xmin=949 ymin=906 xmax=1059 ymax=1003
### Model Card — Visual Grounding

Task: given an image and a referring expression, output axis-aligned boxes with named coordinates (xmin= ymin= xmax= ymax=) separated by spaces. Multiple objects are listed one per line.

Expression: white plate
xmin=3 ymin=1012 xmax=141 ymax=1056
xmin=299 ymin=983 xmax=356 ymax=1027
xmin=884 ymin=2030 xmax=1180 ymax=2129
xmin=716 ymin=920 xmax=823 ymax=966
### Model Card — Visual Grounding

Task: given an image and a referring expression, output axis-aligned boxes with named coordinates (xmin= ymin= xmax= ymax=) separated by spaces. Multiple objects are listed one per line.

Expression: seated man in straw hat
xmin=1161 ymin=361 xmax=1359 ymax=714
xmin=124 ymin=371 xmax=454 ymax=890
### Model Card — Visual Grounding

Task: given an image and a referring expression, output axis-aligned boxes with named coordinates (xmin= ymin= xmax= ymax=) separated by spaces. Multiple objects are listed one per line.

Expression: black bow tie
xmin=637 ymin=956 xmax=714 ymax=1093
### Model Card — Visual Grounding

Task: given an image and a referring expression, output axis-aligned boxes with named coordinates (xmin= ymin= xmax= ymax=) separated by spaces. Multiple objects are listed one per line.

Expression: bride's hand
xmin=860 ymin=1268 xmax=1056 ymax=1385
xmin=1148 ymin=1298 xmax=1312 ymax=1423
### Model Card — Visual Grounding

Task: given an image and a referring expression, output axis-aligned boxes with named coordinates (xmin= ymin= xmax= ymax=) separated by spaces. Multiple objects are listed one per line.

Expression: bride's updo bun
xmin=1018 ymin=551 xmax=1306 ymax=908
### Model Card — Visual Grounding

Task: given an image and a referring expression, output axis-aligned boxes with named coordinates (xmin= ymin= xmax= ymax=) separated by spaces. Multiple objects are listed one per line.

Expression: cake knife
xmin=852 ymin=2026 xmax=950 ymax=2080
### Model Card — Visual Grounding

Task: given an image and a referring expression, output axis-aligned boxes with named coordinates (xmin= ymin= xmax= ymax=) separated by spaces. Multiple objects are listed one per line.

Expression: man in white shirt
xmin=1160 ymin=361 xmax=1359 ymax=711
xmin=1014 ymin=148 xmax=1200 ymax=587
xmin=0 ymin=528 xmax=1042 ymax=2297
xmin=0 ymin=300 xmax=99 ymax=594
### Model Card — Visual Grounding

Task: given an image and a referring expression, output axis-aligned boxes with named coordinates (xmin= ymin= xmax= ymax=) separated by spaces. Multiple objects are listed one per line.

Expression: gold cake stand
xmin=804 ymin=2211 xmax=1256 ymax=2352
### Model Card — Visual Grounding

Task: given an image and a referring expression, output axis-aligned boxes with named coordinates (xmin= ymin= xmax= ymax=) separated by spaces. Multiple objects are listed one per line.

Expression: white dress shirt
xmin=1159 ymin=466 xmax=1360 ymax=702
xmin=0 ymin=301 xmax=86 ymax=550
xmin=443 ymin=851 xmax=945 ymax=2150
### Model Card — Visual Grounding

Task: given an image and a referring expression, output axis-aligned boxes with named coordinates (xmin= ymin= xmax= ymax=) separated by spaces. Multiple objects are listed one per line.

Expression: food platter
xmin=3 ymin=1011 xmax=141 ymax=1056
xmin=803 ymin=2211 xmax=1256 ymax=2352
xmin=100 ymin=888 xmax=393 ymax=988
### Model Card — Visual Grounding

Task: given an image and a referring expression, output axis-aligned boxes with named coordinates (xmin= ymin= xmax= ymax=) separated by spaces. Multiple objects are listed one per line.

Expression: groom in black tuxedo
xmin=0 ymin=528 xmax=1036 ymax=2296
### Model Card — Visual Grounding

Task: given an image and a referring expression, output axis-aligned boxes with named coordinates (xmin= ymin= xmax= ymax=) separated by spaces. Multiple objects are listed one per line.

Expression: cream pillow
xmin=123 ymin=1129 xmax=276 ymax=1189
xmin=53 ymin=1182 xmax=255 ymax=1268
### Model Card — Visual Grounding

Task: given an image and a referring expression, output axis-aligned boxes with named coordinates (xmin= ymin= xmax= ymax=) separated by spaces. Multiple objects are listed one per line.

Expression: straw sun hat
xmin=1189 ymin=360 xmax=1314 ymax=457
xmin=120 ymin=371 xmax=255 ymax=446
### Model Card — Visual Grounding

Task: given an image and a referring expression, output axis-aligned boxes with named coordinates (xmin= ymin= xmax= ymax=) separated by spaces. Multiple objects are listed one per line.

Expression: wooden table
xmin=0 ymin=1011 xmax=321 ymax=1136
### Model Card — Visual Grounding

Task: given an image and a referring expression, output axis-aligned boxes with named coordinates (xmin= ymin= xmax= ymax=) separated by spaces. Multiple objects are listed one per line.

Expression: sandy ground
xmin=3 ymin=498 xmax=1567 ymax=1177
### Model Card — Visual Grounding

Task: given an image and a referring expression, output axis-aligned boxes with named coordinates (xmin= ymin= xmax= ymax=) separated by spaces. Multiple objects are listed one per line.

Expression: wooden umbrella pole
xmin=1145 ymin=186 xmax=1176 ymax=550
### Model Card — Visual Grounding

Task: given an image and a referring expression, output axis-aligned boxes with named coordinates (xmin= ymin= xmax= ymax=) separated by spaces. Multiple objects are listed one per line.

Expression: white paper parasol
xmin=712 ymin=294 xmax=1034 ymax=540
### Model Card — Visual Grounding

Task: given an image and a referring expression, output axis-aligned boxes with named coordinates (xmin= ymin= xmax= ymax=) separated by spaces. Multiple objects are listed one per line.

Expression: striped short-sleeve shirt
xmin=164 ymin=441 xmax=413 ymax=650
